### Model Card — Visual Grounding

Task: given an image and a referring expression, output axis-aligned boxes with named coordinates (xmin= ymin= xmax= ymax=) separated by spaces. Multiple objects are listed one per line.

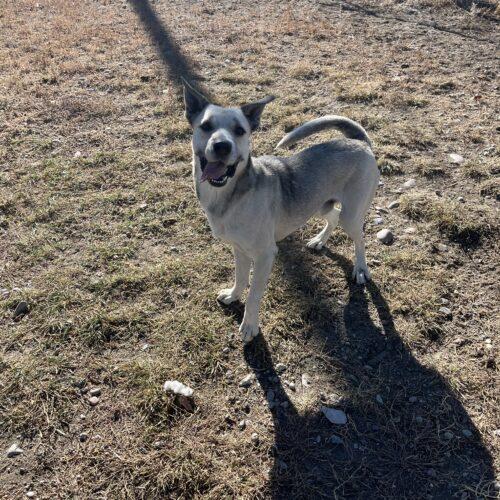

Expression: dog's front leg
xmin=217 ymin=246 xmax=251 ymax=304
xmin=239 ymin=246 xmax=277 ymax=343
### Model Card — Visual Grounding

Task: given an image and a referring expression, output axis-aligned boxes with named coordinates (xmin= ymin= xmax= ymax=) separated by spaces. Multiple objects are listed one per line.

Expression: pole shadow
xmin=127 ymin=0 xmax=211 ymax=97
xmin=240 ymin=236 xmax=495 ymax=499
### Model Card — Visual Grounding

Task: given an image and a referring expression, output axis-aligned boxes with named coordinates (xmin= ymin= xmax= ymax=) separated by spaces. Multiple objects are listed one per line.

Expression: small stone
xmin=266 ymin=390 xmax=275 ymax=403
xmin=13 ymin=301 xmax=29 ymax=319
xmin=26 ymin=492 xmax=36 ymax=499
xmin=387 ymin=200 xmax=400 ymax=209
xmin=139 ymin=202 xmax=148 ymax=210
xmin=440 ymin=298 xmax=449 ymax=305
xmin=375 ymin=206 xmax=389 ymax=214
xmin=329 ymin=434 xmax=343 ymax=445
xmin=443 ymin=431 xmax=454 ymax=440
xmin=403 ymin=178 xmax=416 ymax=189
xmin=427 ymin=468 xmax=437 ymax=478
xmin=251 ymin=433 xmax=260 ymax=445
xmin=239 ymin=374 xmax=255 ymax=388
xmin=377 ymin=229 xmax=394 ymax=245
xmin=238 ymin=420 xmax=247 ymax=430
xmin=457 ymin=196 xmax=465 ymax=203
xmin=493 ymin=429 xmax=500 ymax=437
xmin=449 ymin=153 xmax=464 ymax=164
xmin=301 ymin=373 xmax=311 ymax=387
xmin=373 ymin=217 xmax=384 ymax=225
xmin=163 ymin=380 xmax=193 ymax=397
xmin=436 ymin=243 xmax=448 ymax=252
xmin=415 ymin=416 xmax=423 ymax=424
xmin=0 ymin=288 xmax=9 ymax=299
xmin=375 ymin=394 xmax=384 ymax=405
xmin=321 ymin=406 xmax=347 ymax=425
xmin=88 ymin=396 xmax=99 ymax=406
xmin=73 ymin=151 xmax=82 ymax=158
xmin=89 ymin=387 xmax=101 ymax=397
xmin=275 ymin=363 xmax=287 ymax=374
xmin=492 ymin=481 xmax=500 ymax=491
xmin=285 ymin=381 xmax=296 ymax=391
xmin=7 ymin=444 xmax=23 ymax=458
xmin=404 ymin=227 xmax=417 ymax=234
xmin=79 ymin=433 xmax=89 ymax=442
xmin=141 ymin=343 xmax=150 ymax=351
xmin=409 ymin=396 xmax=418 ymax=403
xmin=462 ymin=429 xmax=472 ymax=438
xmin=439 ymin=307 xmax=452 ymax=318
xmin=222 ymin=347 xmax=230 ymax=354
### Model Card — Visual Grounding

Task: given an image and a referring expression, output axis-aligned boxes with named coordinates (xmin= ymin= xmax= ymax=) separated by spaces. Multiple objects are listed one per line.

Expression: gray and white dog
xmin=183 ymin=80 xmax=379 ymax=343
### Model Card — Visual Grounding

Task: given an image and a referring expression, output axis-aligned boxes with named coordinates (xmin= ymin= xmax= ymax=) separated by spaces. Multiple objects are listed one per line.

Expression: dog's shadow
xmin=224 ymin=237 xmax=495 ymax=499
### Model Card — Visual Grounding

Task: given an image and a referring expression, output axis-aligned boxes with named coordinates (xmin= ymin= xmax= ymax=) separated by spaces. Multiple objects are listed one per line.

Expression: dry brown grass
xmin=1 ymin=0 xmax=499 ymax=498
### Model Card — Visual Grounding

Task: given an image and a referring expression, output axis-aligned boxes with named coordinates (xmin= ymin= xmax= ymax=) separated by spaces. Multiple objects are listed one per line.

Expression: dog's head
xmin=183 ymin=80 xmax=274 ymax=188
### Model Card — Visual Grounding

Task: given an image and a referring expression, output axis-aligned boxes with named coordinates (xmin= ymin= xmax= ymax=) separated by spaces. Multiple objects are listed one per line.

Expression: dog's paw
xmin=217 ymin=288 xmax=240 ymax=305
xmin=352 ymin=266 xmax=371 ymax=285
xmin=306 ymin=235 xmax=325 ymax=251
xmin=239 ymin=321 xmax=260 ymax=344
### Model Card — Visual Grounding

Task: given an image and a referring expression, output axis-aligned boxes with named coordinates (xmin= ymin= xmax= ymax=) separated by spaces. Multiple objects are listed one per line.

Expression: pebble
xmin=377 ymin=229 xmax=394 ymax=245
xmin=239 ymin=374 xmax=255 ymax=388
xmin=141 ymin=343 xmax=151 ymax=351
xmin=404 ymin=227 xmax=417 ymax=234
xmin=26 ymin=492 xmax=36 ymax=499
xmin=79 ymin=433 xmax=89 ymax=442
xmin=449 ymin=153 xmax=464 ymax=164
xmin=275 ymin=363 xmax=287 ymax=374
xmin=301 ymin=373 xmax=311 ymax=387
xmin=409 ymin=396 xmax=418 ymax=403
xmin=74 ymin=151 xmax=82 ymax=158
xmin=457 ymin=196 xmax=465 ymax=203
xmin=375 ymin=394 xmax=384 ymax=405
xmin=0 ymin=288 xmax=9 ymax=299
xmin=375 ymin=206 xmax=389 ymax=213
xmin=321 ymin=406 xmax=347 ymax=425
xmin=285 ymin=381 xmax=296 ymax=391
xmin=462 ymin=429 xmax=473 ymax=438
xmin=222 ymin=347 xmax=230 ymax=355
xmin=493 ymin=429 xmax=500 ymax=437
xmin=89 ymin=388 xmax=101 ymax=397
xmin=439 ymin=307 xmax=452 ymax=318
xmin=440 ymin=298 xmax=449 ymax=305
xmin=238 ymin=420 xmax=247 ymax=430
xmin=13 ymin=301 xmax=29 ymax=319
xmin=163 ymin=380 xmax=193 ymax=397
xmin=251 ymin=433 xmax=260 ymax=445
xmin=373 ymin=217 xmax=384 ymax=225
xmin=329 ymin=434 xmax=343 ymax=445
xmin=443 ymin=431 xmax=454 ymax=440
xmin=436 ymin=243 xmax=448 ymax=252
xmin=88 ymin=396 xmax=100 ymax=406
xmin=266 ymin=390 xmax=275 ymax=403
xmin=493 ymin=481 xmax=500 ymax=491
xmin=415 ymin=416 xmax=423 ymax=424
xmin=387 ymin=200 xmax=400 ymax=209
xmin=7 ymin=443 xmax=23 ymax=458
xmin=403 ymin=178 xmax=416 ymax=189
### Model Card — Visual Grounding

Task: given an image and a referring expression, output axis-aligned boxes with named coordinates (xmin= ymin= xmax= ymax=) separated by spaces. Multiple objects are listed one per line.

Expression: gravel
xmin=239 ymin=374 xmax=255 ymax=388
xmin=321 ymin=406 xmax=347 ymax=425
xmin=377 ymin=229 xmax=394 ymax=245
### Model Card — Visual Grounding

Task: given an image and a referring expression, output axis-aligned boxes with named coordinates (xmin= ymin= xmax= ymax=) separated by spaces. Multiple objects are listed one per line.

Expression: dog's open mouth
xmin=199 ymin=156 xmax=238 ymax=188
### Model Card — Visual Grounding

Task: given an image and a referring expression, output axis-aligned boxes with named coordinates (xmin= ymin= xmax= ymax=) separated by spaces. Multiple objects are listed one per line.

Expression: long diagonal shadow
xmin=128 ymin=0 xmax=211 ymax=96
xmin=241 ymin=236 xmax=495 ymax=499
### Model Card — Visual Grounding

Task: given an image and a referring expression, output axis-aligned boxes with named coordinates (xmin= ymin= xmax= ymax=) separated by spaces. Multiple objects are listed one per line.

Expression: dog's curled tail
xmin=276 ymin=115 xmax=372 ymax=149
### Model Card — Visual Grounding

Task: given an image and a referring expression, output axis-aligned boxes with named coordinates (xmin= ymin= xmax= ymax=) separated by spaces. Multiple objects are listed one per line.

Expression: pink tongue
xmin=201 ymin=161 xmax=227 ymax=182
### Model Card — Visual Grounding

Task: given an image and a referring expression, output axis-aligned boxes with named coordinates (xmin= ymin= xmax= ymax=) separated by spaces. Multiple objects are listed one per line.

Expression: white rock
xmin=7 ymin=443 xmax=23 ymax=458
xmin=73 ymin=151 xmax=82 ymax=158
xmin=376 ymin=394 xmax=384 ymax=405
xmin=387 ymin=200 xmax=400 ymax=209
xmin=449 ymin=153 xmax=464 ymax=164
xmin=373 ymin=217 xmax=384 ymax=225
xmin=89 ymin=387 xmax=101 ymax=397
xmin=26 ymin=492 xmax=36 ymax=499
xmin=301 ymin=373 xmax=311 ymax=387
xmin=321 ymin=406 xmax=347 ymax=425
xmin=238 ymin=374 xmax=255 ymax=388
xmin=377 ymin=229 xmax=394 ymax=245
xmin=251 ymin=433 xmax=260 ymax=445
xmin=88 ymin=396 xmax=100 ymax=406
xmin=163 ymin=380 xmax=193 ymax=397
xmin=0 ymin=288 xmax=9 ymax=299
xmin=403 ymin=178 xmax=416 ymax=189
xmin=275 ymin=363 xmax=287 ymax=374
xmin=404 ymin=227 xmax=417 ymax=234
xmin=436 ymin=243 xmax=448 ymax=252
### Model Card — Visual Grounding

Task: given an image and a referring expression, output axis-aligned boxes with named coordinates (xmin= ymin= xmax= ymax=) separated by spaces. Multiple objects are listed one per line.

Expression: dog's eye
xmin=200 ymin=121 xmax=212 ymax=132
xmin=234 ymin=126 xmax=246 ymax=136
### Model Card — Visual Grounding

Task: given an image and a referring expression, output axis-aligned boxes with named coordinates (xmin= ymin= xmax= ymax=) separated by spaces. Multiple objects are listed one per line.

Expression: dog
xmin=182 ymin=80 xmax=379 ymax=343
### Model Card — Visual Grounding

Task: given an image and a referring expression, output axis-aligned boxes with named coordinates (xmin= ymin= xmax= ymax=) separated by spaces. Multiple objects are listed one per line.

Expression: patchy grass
xmin=0 ymin=0 xmax=498 ymax=498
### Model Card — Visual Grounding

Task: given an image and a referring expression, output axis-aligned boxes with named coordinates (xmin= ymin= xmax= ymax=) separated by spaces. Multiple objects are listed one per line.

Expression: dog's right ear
xmin=182 ymin=78 xmax=209 ymax=125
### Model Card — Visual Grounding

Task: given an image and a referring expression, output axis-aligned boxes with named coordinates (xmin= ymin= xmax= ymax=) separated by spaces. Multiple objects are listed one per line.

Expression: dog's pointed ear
xmin=182 ymin=78 xmax=210 ymax=125
xmin=241 ymin=95 xmax=275 ymax=131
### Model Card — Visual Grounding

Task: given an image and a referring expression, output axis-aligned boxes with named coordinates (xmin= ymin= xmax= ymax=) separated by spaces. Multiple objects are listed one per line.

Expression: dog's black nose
xmin=213 ymin=141 xmax=232 ymax=157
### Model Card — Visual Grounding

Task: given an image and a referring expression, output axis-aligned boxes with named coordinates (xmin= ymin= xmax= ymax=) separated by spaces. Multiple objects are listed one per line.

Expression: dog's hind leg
xmin=217 ymin=246 xmax=251 ymax=304
xmin=306 ymin=200 xmax=341 ymax=251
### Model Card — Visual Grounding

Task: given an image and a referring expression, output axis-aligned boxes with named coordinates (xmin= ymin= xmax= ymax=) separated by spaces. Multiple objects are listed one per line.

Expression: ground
xmin=0 ymin=0 xmax=499 ymax=498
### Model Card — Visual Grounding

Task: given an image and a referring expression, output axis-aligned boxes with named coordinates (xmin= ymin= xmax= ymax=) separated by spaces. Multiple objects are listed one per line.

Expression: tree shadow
xmin=127 ymin=0 xmax=211 ymax=97
xmin=242 ymin=237 xmax=495 ymax=499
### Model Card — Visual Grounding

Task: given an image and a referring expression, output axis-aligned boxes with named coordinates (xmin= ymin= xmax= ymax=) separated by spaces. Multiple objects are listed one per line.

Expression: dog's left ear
xmin=182 ymin=78 xmax=210 ymax=125
xmin=241 ymin=95 xmax=275 ymax=132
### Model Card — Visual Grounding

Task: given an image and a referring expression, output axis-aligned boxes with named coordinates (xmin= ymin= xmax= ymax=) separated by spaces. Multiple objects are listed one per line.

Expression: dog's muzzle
xmin=199 ymin=156 xmax=238 ymax=187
